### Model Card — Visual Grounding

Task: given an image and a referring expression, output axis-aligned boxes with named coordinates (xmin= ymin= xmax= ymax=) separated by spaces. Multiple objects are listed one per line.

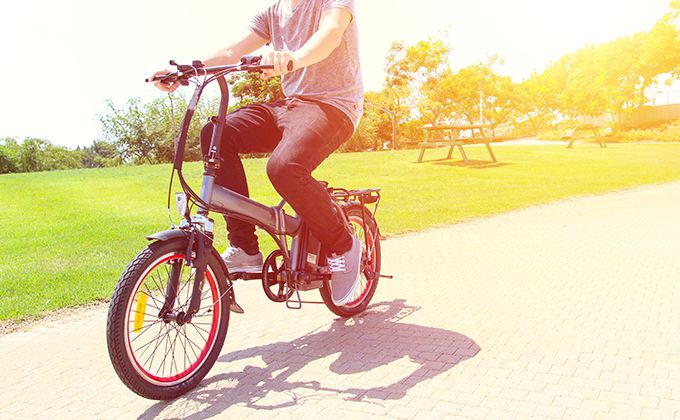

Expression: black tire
xmin=320 ymin=204 xmax=381 ymax=317
xmin=106 ymin=238 xmax=230 ymax=400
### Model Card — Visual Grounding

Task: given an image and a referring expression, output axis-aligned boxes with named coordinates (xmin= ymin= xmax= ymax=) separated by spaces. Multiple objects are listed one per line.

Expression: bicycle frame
xmin=151 ymin=59 xmax=382 ymax=319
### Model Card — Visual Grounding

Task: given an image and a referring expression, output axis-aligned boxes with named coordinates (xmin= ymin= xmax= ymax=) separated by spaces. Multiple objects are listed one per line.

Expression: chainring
xmin=261 ymin=250 xmax=293 ymax=302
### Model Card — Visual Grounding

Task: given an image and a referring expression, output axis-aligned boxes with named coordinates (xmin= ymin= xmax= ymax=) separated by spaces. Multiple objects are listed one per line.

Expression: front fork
xmin=158 ymin=216 xmax=215 ymax=324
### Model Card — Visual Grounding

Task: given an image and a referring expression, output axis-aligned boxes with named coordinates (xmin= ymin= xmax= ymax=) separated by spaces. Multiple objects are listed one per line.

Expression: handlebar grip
xmin=240 ymin=55 xmax=294 ymax=72
xmin=146 ymin=74 xmax=173 ymax=83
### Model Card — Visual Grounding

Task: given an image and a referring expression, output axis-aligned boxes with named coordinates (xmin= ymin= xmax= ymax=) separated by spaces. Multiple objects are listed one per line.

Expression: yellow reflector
xmin=134 ymin=292 xmax=147 ymax=333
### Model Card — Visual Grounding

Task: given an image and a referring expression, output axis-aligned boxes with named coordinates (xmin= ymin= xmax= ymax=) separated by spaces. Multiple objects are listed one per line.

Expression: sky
xmin=0 ymin=0 xmax=673 ymax=148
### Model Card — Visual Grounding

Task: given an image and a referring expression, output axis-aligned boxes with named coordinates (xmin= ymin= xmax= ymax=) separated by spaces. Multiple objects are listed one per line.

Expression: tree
xmin=0 ymin=138 xmax=19 ymax=174
xmin=18 ymin=137 xmax=44 ymax=172
xmin=364 ymin=88 xmax=410 ymax=148
xmin=514 ymin=72 xmax=557 ymax=135
xmin=425 ymin=58 xmax=516 ymax=134
xmin=341 ymin=109 xmax=381 ymax=152
xmin=228 ymin=73 xmax=284 ymax=109
xmin=99 ymin=94 xmax=216 ymax=164
xmin=80 ymin=140 xmax=121 ymax=168
xmin=383 ymin=37 xmax=451 ymax=146
xmin=639 ymin=8 xmax=680 ymax=99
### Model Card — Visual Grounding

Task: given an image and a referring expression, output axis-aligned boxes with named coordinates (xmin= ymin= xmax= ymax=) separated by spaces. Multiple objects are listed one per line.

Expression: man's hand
xmin=260 ymin=50 xmax=299 ymax=79
xmin=149 ymin=69 xmax=180 ymax=93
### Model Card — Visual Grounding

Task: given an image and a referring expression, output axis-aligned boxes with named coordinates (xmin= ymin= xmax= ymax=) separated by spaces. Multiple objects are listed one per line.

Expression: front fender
xmin=146 ymin=229 xmax=189 ymax=242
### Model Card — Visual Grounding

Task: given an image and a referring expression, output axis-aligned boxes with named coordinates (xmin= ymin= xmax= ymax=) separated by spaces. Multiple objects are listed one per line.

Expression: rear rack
xmin=330 ymin=187 xmax=381 ymax=204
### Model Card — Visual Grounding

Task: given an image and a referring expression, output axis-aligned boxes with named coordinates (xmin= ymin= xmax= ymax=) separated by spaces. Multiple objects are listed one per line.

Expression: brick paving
xmin=2 ymin=182 xmax=680 ymax=419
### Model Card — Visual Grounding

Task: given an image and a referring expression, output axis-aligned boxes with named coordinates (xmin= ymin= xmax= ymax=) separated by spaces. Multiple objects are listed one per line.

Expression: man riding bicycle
xmin=151 ymin=0 xmax=364 ymax=305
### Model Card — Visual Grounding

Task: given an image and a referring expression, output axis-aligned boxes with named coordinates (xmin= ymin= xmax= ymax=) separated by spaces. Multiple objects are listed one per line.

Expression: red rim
xmin=342 ymin=215 xmax=376 ymax=308
xmin=124 ymin=253 xmax=221 ymax=385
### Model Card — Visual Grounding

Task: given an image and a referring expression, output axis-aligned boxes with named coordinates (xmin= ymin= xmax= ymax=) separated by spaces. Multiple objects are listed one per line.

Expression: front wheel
xmin=106 ymin=237 xmax=230 ymax=400
xmin=320 ymin=204 xmax=381 ymax=317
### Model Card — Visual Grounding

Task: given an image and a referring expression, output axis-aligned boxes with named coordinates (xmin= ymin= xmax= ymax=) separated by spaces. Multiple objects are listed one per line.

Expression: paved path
xmin=2 ymin=182 xmax=680 ymax=420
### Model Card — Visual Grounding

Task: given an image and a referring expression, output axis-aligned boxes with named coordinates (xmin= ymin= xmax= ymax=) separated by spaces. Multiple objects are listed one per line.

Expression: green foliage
xmin=514 ymin=72 xmax=556 ymax=134
xmin=0 ymin=137 xmax=102 ymax=174
xmin=80 ymin=140 xmax=122 ymax=168
xmin=375 ymin=3 xmax=680 ymax=136
xmin=609 ymin=120 xmax=680 ymax=142
xmin=0 ymin=138 xmax=20 ymax=174
xmin=341 ymin=108 xmax=381 ymax=152
xmin=228 ymin=72 xmax=284 ymax=109
xmin=533 ymin=7 xmax=680 ymax=121
xmin=385 ymin=37 xmax=451 ymax=89
xmin=98 ymin=94 xmax=218 ymax=164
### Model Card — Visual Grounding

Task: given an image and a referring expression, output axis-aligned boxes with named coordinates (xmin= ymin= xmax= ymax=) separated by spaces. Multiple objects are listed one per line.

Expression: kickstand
xmin=286 ymin=288 xmax=303 ymax=310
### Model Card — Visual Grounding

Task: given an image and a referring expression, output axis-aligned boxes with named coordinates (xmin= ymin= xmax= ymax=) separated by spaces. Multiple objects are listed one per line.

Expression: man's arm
xmin=261 ymin=7 xmax=353 ymax=77
xmin=202 ymin=30 xmax=269 ymax=67
xmin=151 ymin=30 xmax=268 ymax=92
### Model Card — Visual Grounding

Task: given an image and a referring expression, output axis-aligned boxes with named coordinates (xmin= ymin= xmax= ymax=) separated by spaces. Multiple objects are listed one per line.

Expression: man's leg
xmin=265 ymin=98 xmax=355 ymax=255
xmin=200 ymin=102 xmax=284 ymax=255
xmin=266 ymin=99 xmax=361 ymax=304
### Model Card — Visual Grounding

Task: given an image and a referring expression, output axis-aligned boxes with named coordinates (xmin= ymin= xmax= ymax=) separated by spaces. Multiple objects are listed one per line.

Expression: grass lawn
xmin=2 ymin=142 xmax=680 ymax=322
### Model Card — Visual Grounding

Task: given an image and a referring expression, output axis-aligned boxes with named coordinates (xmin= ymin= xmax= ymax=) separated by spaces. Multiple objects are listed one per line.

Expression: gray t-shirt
xmin=249 ymin=0 xmax=364 ymax=129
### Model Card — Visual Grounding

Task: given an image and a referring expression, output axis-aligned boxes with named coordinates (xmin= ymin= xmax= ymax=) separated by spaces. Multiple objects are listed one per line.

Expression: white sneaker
xmin=221 ymin=246 xmax=263 ymax=273
xmin=328 ymin=236 xmax=362 ymax=305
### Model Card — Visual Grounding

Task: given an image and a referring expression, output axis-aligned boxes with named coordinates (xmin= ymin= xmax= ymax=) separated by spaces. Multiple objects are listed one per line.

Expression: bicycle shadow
xmin=138 ymin=299 xmax=480 ymax=419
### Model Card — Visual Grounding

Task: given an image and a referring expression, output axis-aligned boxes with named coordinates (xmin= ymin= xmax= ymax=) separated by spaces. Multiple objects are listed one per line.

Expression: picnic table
xmin=563 ymin=124 xmax=608 ymax=149
xmin=418 ymin=124 xmax=498 ymax=164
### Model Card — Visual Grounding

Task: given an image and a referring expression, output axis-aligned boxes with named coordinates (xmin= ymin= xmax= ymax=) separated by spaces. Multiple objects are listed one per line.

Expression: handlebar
xmin=146 ymin=55 xmax=294 ymax=85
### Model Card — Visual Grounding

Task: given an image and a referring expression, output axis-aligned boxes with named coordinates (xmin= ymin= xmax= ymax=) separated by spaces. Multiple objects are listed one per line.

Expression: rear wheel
xmin=321 ymin=205 xmax=381 ymax=317
xmin=106 ymin=237 xmax=230 ymax=400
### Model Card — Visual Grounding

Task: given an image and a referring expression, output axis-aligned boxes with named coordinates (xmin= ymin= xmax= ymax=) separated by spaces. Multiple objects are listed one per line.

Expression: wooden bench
xmin=418 ymin=124 xmax=498 ymax=164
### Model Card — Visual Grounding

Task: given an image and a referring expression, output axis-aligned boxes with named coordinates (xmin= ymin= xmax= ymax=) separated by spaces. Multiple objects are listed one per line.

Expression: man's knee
xmin=266 ymin=158 xmax=307 ymax=192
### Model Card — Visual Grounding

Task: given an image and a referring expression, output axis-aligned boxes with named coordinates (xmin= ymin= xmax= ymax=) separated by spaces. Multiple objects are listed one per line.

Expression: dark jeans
xmin=200 ymin=97 xmax=355 ymax=256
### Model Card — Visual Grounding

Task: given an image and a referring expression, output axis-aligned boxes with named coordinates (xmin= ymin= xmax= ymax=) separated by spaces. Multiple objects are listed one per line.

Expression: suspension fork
xmin=159 ymin=259 xmax=182 ymax=317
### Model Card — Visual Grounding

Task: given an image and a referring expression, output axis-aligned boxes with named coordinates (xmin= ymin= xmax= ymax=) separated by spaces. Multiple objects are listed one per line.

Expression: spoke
xmin=158 ymin=325 xmax=173 ymax=378
xmin=175 ymin=269 xmax=198 ymax=311
xmin=142 ymin=285 xmax=163 ymax=312
xmin=128 ymin=309 xmax=159 ymax=319
xmin=177 ymin=264 xmax=192 ymax=304
xmin=170 ymin=323 xmax=205 ymax=359
xmin=169 ymin=323 xmax=202 ymax=362
xmin=181 ymin=325 xmax=188 ymax=374
xmin=142 ymin=323 xmax=167 ymax=373
xmin=190 ymin=322 xmax=212 ymax=337
xmin=176 ymin=264 xmax=193 ymax=306
xmin=189 ymin=323 xmax=208 ymax=343
xmin=136 ymin=324 xmax=175 ymax=363
xmin=197 ymin=284 xmax=232 ymax=317
xmin=169 ymin=325 xmax=181 ymax=377
xmin=158 ymin=264 xmax=170 ymax=299
xmin=129 ymin=318 xmax=165 ymax=343
xmin=177 ymin=281 xmax=211 ymax=313
xmin=149 ymin=269 xmax=168 ymax=303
